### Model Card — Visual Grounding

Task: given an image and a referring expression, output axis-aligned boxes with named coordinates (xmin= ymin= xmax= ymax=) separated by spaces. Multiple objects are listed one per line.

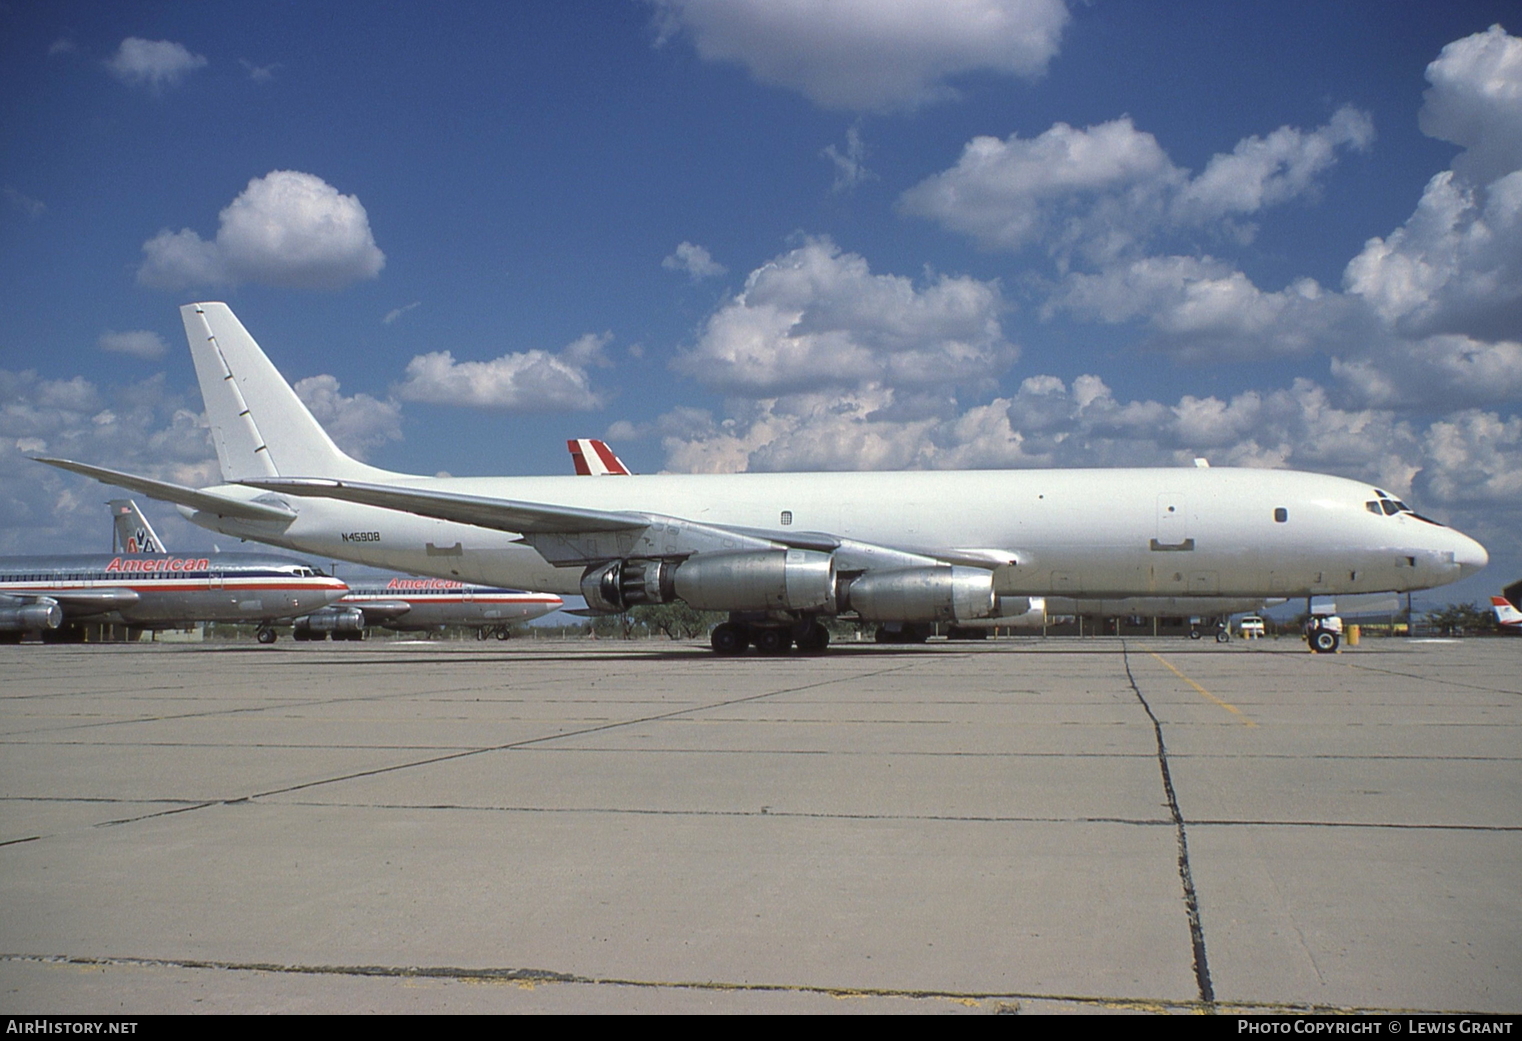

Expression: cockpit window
xmin=1367 ymin=490 xmax=1444 ymax=526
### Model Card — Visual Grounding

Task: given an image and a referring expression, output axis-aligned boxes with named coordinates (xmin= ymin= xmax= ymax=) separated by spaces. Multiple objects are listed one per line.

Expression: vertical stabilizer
xmin=567 ymin=438 xmax=632 ymax=475
xmin=1491 ymin=596 xmax=1522 ymax=628
xmin=181 ymin=303 xmax=397 ymax=482
xmin=109 ymin=499 xmax=166 ymax=553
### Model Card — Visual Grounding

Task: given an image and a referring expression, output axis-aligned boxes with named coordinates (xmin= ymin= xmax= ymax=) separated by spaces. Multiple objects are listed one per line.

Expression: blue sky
xmin=2 ymin=1 xmax=1518 ymax=610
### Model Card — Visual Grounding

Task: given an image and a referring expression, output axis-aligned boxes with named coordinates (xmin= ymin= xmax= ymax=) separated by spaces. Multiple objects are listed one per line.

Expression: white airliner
xmin=560 ymin=440 xmax=1289 ymax=641
xmin=39 ymin=302 xmax=1488 ymax=656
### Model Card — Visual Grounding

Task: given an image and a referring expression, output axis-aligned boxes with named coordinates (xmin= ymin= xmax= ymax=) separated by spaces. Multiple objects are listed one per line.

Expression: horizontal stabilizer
xmin=36 ymin=458 xmax=297 ymax=522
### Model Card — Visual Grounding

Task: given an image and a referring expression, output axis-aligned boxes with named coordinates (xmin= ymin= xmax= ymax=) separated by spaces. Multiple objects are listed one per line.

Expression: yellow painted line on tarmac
xmin=1149 ymin=652 xmax=1256 ymax=727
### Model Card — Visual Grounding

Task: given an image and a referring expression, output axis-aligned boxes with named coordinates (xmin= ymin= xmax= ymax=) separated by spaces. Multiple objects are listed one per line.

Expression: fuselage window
xmin=1274 ymin=507 xmax=1288 ymax=523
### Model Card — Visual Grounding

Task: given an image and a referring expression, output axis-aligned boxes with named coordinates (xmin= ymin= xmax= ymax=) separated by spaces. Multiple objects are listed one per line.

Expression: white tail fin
xmin=109 ymin=499 xmax=166 ymax=554
xmin=567 ymin=438 xmax=631 ymax=476
xmin=1491 ymin=596 xmax=1522 ymax=627
xmin=181 ymin=303 xmax=396 ymax=482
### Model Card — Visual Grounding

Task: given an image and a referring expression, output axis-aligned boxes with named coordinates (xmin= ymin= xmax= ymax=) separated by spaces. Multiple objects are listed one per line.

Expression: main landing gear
xmin=256 ymin=627 xmax=277 ymax=644
xmin=710 ymin=618 xmax=831 ymax=656
xmin=1307 ymin=624 xmax=1340 ymax=653
xmin=874 ymin=623 xmax=931 ymax=644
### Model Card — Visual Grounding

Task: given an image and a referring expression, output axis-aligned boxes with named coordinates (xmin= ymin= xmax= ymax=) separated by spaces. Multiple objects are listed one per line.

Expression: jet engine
xmin=294 ymin=606 xmax=365 ymax=636
xmin=0 ymin=600 xmax=64 ymax=631
xmin=841 ymin=566 xmax=997 ymax=623
xmin=581 ymin=549 xmax=836 ymax=614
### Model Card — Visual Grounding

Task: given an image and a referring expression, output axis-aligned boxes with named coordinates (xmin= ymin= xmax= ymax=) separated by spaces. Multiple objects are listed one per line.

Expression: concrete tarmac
xmin=1 ymin=636 xmax=1517 ymax=1014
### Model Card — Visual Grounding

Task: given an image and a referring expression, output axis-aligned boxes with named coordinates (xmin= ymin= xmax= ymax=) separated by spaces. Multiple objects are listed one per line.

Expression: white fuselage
xmin=182 ymin=466 xmax=1486 ymax=602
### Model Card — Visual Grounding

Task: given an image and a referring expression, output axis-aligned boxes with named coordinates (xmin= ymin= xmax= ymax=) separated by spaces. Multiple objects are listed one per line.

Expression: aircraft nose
xmin=1454 ymin=532 xmax=1488 ymax=579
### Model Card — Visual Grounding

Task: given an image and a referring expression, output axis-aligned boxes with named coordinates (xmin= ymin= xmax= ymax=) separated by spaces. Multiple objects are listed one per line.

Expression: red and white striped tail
xmin=567 ymin=439 xmax=631 ymax=476
xmin=1491 ymin=596 xmax=1522 ymax=627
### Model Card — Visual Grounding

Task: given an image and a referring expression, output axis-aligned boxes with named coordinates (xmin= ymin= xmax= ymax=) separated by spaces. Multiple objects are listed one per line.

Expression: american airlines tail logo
xmin=105 ymin=557 xmax=211 ymax=572
xmin=124 ymin=532 xmax=161 ymax=553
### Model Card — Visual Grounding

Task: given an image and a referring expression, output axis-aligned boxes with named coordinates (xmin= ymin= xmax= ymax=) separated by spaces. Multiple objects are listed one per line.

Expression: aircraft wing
xmin=712 ymin=525 xmax=1016 ymax=570
xmin=36 ymin=458 xmax=296 ymax=523
xmin=345 ymin=599 xmax=414 ymax=623
xmin=241 ymin=478 xmax=650 ymax=535
xmin=1 ymin=588 xmax=141 ymax=618
xmin=244 ymin=477 xmax=1006 ymax=576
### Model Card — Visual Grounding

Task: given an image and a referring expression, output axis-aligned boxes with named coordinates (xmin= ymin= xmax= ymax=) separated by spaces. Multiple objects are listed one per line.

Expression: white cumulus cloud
xmin=137 ymin=171 xmax=386 ymax=291
xmin=900 ymin=107 xmax=1371 ymax=263
xmin=105 ymin=38 xmax=207 ymax=89
xmin=662 ymin=242 xmax=727 ymax=281
xmin=1 ymin=370 xmax=218 ymax=555
xmin=651 ymin=0 xmax=1068 ymax=111
xmin=675 ymin=237 xmax=1014 ymax=397
xmin=292 ymin=375 xmax=403 ymax=460
xmin=98 ymin=330 xmax=169 ymax=360
xmin=823 ymin=125 xmax=876 ymax=193
xmin=1418 ymin=25 xmax=1522 ymax=187
xmin=396 ymin=333 xmax=610 ymax=411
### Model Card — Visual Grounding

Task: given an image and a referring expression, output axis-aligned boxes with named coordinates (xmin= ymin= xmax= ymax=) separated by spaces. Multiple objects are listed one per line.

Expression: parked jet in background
xmin=1491 ymin=596 xmax=1522 ymax=633
xmin=295 ymin=576 xmax=562 ymax=640
xmin=0 ymin=553 xmax=347 ymax=643
xmin=567 ymin=439 xmax=631 ymax=476
xmin=102 ymin=499 xmax=563 ymax=642
xmin=39 ymin=302 xmax=1488 ymax=655
xmin=110 ymin=499 xmax=166 ymax=554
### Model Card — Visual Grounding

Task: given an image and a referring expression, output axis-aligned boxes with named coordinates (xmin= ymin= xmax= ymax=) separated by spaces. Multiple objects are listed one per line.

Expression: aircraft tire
xmin=753 ymin=627 xmax=792 ymax=655
xmin=1312 ymin=629 xmax=1339 ymax=653
xmin=257 ymin=628 xmax=277 ymax=645
xmin=1189 ymin=629 xmax=1202 ymax=640
xmin=710 ymin=622 xmax=749 ymax=656
xmin=794 ymin=622 xmax=830 ymax=654
xmin=495 ymin=628 xmax=512 ymax=640
xmin=1216 ymin=629 xmax=1230 ymax=643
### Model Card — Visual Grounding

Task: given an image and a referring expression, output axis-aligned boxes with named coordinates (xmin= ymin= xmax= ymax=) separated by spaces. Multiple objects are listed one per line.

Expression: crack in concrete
xmin=1121 ymin=641 xmax=1216 ymax=1008
xmin=0 ymin=951 xmax=1449 ymax=1014
xmin=29 ymin=661 xmax=921 ymax=833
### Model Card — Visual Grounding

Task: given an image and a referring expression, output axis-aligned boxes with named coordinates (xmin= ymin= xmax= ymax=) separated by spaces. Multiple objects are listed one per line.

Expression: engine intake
xmin=0 ymin=601 xmax=64 ymax=632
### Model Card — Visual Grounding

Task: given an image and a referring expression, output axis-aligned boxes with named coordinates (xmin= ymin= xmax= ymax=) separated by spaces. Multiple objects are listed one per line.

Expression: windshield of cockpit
xmin=1364 ymin=490 xmax=1442 ymax=525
